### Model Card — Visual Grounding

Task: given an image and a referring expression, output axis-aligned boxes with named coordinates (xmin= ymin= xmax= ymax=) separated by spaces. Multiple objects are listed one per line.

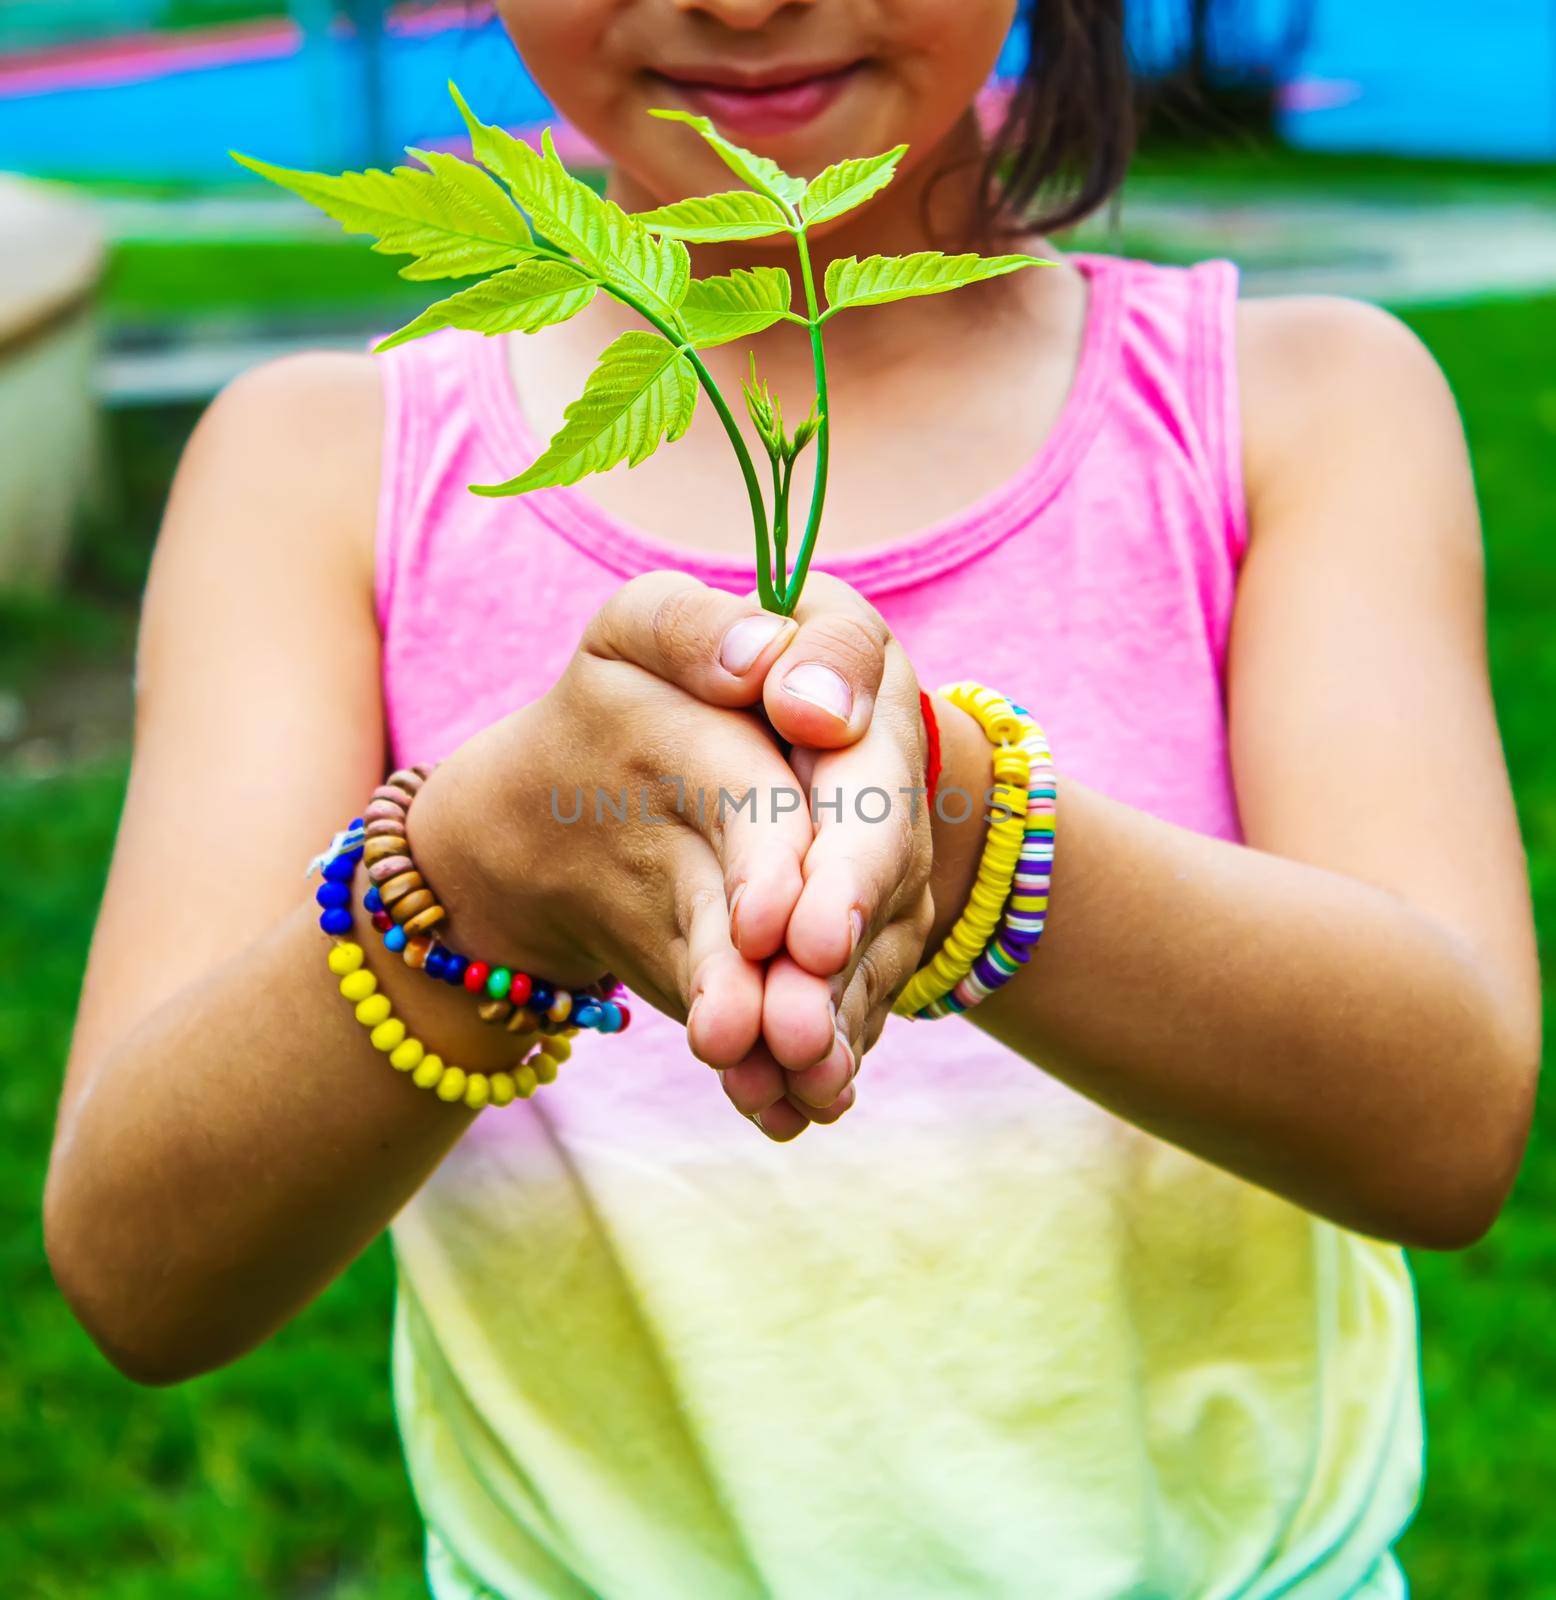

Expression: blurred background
xmin=3 ymin=2 xmax=1554 ymax=1594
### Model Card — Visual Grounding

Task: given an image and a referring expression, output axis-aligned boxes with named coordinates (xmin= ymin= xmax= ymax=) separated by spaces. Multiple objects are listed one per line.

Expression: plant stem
xmin=780 ymin=227 xmax=831 ymax=616
xmin=595 ymin=279 xmax=777 ymax=610
xmin=770 ymin=451 xmax=789 ymax=600
xmin=780 ymin=454 xmax=798 ymax=600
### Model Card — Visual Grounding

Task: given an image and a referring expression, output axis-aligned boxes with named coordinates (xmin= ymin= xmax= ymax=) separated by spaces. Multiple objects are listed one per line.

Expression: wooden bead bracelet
xmin=311 ymin=763 xmax=629 ymax=1037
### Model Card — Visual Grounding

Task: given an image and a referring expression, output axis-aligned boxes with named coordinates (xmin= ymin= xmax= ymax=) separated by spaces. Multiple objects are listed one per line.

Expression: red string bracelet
xmin=919 ymin=690 xmax=942 ymax=814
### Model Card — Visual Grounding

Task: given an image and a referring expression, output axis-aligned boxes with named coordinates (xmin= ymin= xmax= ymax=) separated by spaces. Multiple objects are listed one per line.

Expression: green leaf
xmin=801 ymin=146 xmax=907 ymax=228
xmin=647 ymin=108 xmax=807 ymax=209
xmin=824 ymin=250 xmax=1049 ymax=312
xmin=451 ymin=86 xmax=690 ymax=322
xmin=472 ymin=330 xmax=698 ymax=495
xmin=742 ymin=356 xmax=785 ymax=461
xmin=679 ymin=267 xmax=793 ymax=349
xmin=374 ymin=259 xmax=597 ymax=351
xmin=231 ymin=148 xmax=534 ymax=280
xmin=788 ymin=400 xmax=822 ymax=457
xmin=634 ymin=190 xmax=791 ymax=243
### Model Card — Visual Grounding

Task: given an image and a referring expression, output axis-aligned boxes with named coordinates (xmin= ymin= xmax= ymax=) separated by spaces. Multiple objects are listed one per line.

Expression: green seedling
xmin=234 ymin=83 xmax=1050 ymax=614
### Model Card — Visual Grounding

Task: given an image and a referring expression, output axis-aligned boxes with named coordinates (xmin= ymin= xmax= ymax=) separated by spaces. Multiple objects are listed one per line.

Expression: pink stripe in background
xmin=0 ymin=0 xmax=467 ymax=97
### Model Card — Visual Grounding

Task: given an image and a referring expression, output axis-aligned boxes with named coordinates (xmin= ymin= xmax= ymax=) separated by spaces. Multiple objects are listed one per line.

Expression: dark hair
xmin=975 ymin=0 xmax=1135 ymax=239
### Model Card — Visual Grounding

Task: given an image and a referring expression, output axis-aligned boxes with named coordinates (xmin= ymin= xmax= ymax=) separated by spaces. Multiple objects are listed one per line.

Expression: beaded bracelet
xmin=311 ymin=764 xmax=629 ymax=1037
xmin=892 ymin=683 xmax=1053 ymax=1019
xmin=327 ymin=937 xmax=570 ymax=1109
xmin=916 ymin=700 xmax=1055 ymax=1017
xmin=315 ymin=826 xmax=572 ymax=1109
xmin=361 ymin=876 xmax=630 ymax=1036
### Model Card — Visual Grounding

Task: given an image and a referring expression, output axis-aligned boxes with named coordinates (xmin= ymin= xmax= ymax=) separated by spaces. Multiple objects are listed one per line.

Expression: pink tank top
xmin=373 ymin=254 xmax=1421 ymax=1600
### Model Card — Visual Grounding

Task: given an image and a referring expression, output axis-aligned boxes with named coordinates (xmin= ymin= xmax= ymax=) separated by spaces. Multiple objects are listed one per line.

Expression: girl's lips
xmin=655 ymin=64 xmax=861 ymax=138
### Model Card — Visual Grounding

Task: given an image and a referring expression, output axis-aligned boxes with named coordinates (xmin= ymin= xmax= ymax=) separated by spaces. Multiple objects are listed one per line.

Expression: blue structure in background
xmin=1284 ymin=0 xmax=1556 ymax=161
xmin=0 ymin=0 xmax=1553 ymax=181
xmin=0 ymin=12 xmax=548 ymax=181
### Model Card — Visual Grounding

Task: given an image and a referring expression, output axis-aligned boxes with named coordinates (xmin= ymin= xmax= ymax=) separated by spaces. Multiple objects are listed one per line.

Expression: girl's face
xmin=495 ymin=0 xmax=1017 ymax=210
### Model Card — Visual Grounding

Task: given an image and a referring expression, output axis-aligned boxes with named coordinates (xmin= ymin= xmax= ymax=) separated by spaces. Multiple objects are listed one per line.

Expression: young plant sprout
xmin=234 ymin=83 xmax=1050 ymax=615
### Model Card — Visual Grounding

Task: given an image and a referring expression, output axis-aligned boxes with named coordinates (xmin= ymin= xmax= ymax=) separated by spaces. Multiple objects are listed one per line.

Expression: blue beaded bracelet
xmin=311 ymin=817 xmax=364 ymax=937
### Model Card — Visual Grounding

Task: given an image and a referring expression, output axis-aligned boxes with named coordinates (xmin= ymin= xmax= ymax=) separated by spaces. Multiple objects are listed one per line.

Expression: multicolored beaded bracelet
xmin=361 ymin=876 xmax=630 ymax=1036
xmin=326 ymin=937 xmax=571 ymax=1110
xmin=312 ymin=828 xmax=575 ymax=1109
xmin=916 ymin=698 xmax=1055 ymax=1017
xmin=892 ymin=683 xmax=1055 ymax=1019
xmin=310 ymin=764 xmax=630 ymax=1037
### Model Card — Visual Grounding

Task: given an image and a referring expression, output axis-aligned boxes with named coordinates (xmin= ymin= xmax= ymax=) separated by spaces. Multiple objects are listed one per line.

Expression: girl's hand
xmin=408 ymin=572 xmax=817 ymax=1069
xmin=716 ymin=575 xmax=937 ymax=1139
xmin=413 ymin=569 xmax=936 ymax=1140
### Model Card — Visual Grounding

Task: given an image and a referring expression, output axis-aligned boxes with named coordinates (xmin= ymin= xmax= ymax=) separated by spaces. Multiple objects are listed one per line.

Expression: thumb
xmin=761 ymin=573 xmax=891 ymax=749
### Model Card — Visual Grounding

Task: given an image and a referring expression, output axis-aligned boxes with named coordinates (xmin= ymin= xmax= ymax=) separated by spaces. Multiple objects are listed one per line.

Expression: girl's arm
xmin=923 ymin=297 xmax=1541 ymax=1250
xmin=43 ymin=361 xmax=825 ymax=1382
xmin=42 ymin=353 xmax=478 ymax=1382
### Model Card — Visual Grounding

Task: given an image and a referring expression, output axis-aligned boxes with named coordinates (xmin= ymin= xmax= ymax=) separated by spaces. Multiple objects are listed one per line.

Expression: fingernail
xmin=728 ymin=881 xmax=747 ymax=943
xmin=751 ymin=1111 xmax=767 ymax=1133
xmin=782 ymin=662 xmax=852 ymax=722
xmin=687 ymin=993 xmax=703 ymax=1032
xmin=721 ymin=615 xmax=789 ymax=675
xmin=848 ymin=909 xmax=865 ymax=953
xmin=836 ymin=1025 xmax=857 ymax=1077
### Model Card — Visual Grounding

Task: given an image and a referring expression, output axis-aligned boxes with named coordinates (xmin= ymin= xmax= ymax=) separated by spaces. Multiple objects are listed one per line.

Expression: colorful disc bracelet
xmin=892 ymin=682 xmax=1056 ymax=1020
xmin=916 ymin=698 xmax=1055 ymax=1017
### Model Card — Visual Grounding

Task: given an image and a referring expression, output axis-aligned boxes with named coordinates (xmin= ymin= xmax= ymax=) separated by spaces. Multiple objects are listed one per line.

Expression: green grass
xmin=1388 ymin=295 xmax=1556 ymax=1596
xmin=0 ymin=765 xmax=423 ymax=1598
xmin=84 ymin=139 xmax=1555 ymax=331
xmin=1125 ymin=138 xmax=1556 ymax=202
xmin=102 ymin=237 xmax=428 ymax=324
xmin=3 ymin=291 xmax=1555 ymax=1595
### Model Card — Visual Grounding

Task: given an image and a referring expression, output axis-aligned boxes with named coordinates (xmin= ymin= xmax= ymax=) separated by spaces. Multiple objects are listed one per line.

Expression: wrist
xmin=403 ymin=706 xmax=602 ymax=988
xmin=925 ymin=693 xmax=994 ymax=954
xmin=339 ymin=879 xmax=518 ymax=1078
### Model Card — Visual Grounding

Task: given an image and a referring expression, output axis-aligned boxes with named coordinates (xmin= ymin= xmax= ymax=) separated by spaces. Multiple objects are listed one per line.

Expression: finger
xmin=584 ymin=570 xmax=797 ymax=706
xmin=832 ymin=913 xmax=930 ymax=1064
xmin=773 ymin=930 xmax=917 ymax=1126
xmin=786 ymin=685 xmax=930 ymax=980
xmin=672 ymin=833 xmax=765 ymax=1070
xmin=760 ymin=953 xmax=842 ymax=1071
xmin=782 ymin=1023 xmax=855 ymax=1110
xmin=675 ymin=744 xmax=813 ymax=963
xmin=787 ymin=1080 xmax=857 ymax=1126
xmin=749 ymin=1096 xmax=810 ymax=1141
xmin=716 ymin=1043 xmax=789 ymax=1116
xmin=761 ymin=573 xmax=891 ymax=749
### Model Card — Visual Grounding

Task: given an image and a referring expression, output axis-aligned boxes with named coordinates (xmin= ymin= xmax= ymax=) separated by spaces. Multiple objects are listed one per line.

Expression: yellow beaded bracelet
xmin=327 ymin=939 xmax=573 ymax=1110
xmin=892 ymin=683 xmax=1033 ymax=1018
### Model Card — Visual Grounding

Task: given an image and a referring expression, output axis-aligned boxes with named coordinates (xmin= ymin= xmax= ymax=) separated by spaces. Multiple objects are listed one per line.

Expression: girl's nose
xmin=670 ymin=0 xmax=819 ymax=29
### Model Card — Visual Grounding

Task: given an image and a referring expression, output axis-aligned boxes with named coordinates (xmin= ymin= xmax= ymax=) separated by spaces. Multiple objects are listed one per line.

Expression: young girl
xmin=46 ymin=1 xmax=1541 ymax=1595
